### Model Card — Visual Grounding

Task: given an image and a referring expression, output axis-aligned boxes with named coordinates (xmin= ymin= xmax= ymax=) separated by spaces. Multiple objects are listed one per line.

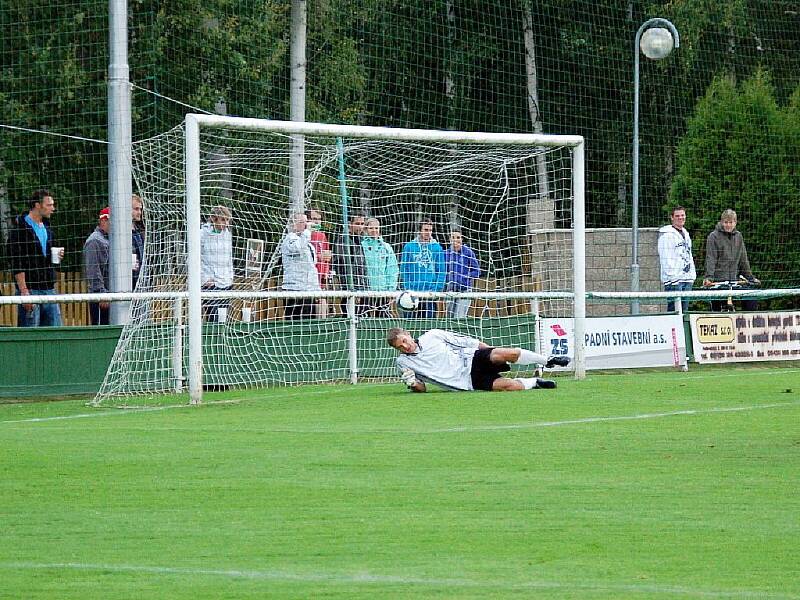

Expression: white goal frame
xmin=184 ymin=114 xmax=586 ymax=403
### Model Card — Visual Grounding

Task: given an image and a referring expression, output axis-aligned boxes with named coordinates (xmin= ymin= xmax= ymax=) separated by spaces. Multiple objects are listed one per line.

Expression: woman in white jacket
xmin=657 ymin=206 xmax=696 ymax=313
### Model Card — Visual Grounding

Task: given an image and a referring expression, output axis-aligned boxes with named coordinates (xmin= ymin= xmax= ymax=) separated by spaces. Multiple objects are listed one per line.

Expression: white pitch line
xmin=424 ymin=400 xmax=800 ymax=433
xmin=0 ymin=562 xmax=796 ymax=598
xmin=2 ymin=399 xmax=798 ymax=433
xmin=0 ymin=562 xmax=788 ymax=599
xmin=0 ymin=399 xmax=240 ymax=425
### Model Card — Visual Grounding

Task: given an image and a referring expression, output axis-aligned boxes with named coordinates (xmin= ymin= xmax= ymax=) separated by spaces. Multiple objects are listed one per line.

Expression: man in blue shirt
xmin=400 ymin=219 xmax=445 ymax=318
xmin=444 ymin=230 xmax=480 ymax=318
xmin=6 ymin=189 xmax=63 ymax=327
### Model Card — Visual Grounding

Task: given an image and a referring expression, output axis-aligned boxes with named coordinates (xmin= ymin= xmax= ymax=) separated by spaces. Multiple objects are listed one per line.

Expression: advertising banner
xmin=690 ymin=311 xmax=800 ymax=364
xmin=539 ymin=315 xmax=687 ymax=370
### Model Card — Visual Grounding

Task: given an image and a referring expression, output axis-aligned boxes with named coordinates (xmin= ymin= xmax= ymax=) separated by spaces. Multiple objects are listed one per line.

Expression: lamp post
xmin=631 ymin=18 xmax=679 ymax=314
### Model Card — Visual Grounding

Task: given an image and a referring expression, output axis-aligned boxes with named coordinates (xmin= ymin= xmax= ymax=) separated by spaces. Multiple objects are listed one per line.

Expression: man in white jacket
xmin=281 ymin=212 xmax=321 ymax=319
xmin=200 ymin=205 xmax=234 ymax=322
xmin=657 ymin=206 xmax=696 ymax=313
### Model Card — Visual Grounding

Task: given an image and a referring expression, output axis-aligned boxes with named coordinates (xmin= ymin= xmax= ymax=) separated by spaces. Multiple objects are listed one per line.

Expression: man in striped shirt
xmin=387 ymin=327 xmax=568 ymax=393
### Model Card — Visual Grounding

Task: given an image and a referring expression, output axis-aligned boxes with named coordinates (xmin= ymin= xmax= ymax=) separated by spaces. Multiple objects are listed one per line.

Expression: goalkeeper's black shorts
xmin=470 ymin=347 xmax=510 ymax=391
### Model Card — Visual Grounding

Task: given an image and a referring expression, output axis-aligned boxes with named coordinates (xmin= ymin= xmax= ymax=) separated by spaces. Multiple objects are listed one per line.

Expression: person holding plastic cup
xmin=6 ymin=189 xmax=63 ymax=326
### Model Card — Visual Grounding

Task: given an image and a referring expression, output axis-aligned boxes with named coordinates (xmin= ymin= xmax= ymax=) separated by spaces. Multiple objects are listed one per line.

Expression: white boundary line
xmin=2 ymin=399 xmax=798 ymax=433
xmin=0 ymin=562 xmax=795 ymax=598
xmin=423 ymin=401 xmax=800 ymax=433
xmin=1 ymin=368 xmax=797 ymax=428
xmin=0 ymin=399 xmax=240 ymax=425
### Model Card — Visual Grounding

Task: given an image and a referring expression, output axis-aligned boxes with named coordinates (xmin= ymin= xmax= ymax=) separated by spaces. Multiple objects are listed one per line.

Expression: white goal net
xmin=94 ymin=117 xmax=584 ymax=405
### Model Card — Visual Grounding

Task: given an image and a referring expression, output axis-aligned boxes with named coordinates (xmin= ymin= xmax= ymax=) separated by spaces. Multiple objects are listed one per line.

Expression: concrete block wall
xmin=530 ymin=227 xmax=663 ymax=316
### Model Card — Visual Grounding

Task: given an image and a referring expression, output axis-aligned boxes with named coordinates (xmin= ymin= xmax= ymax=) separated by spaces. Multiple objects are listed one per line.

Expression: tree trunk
xmin=521 ymin=1 xmax=553 ymax=232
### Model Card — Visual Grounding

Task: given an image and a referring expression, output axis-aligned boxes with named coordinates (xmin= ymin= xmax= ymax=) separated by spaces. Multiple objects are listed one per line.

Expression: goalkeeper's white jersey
xmin=396 ymin=329 xmax=481 ymax=391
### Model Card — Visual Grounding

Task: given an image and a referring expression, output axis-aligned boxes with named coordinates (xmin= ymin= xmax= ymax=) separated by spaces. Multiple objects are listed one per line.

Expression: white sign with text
xmin=539 ymin=315 xmax=687 ymax=370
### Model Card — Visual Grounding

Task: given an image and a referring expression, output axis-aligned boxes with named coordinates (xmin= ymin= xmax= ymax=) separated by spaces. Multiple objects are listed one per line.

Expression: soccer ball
xmin=397 ymin=291 xmax=419 ymax=311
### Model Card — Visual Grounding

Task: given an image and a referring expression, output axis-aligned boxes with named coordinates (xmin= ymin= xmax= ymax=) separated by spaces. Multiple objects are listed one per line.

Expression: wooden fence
xmin=0 ymin=272 xmax=90 ymax=327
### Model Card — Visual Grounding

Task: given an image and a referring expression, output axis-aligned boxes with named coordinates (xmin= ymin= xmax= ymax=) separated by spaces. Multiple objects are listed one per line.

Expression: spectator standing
xmin=6 ymin=189 xmax=63 ymax=327
xmin=84 ymin=207 xmax=111 ymax=325
xmin=281 ymin=212 xmax=321 ymax=319
xmin=361 ymin=217 xmax=399 ymax=317
xmin=200 ymin=205 xmax=234 ymax=322
xmin=703 ymin=208 xmax=759 ymax=312
xmin=657 ymin=206 xmax=696 ymax=313
xmin=131 ymin=194 xmax=145 ymax=290
xmin=444 ymin=230 xmax=480 ymax=318
xmin=400 ymin=219 xmax=445 ymax=318
xmin=332 ymin=213 xmax=367 ymax=316
xmin=307 ymin=208 xmax=332 ymax=317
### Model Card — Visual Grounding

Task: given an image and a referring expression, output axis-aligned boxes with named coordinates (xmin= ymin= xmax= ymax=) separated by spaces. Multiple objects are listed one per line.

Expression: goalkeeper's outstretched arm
xmin=400 ymin=368 xmax=426 ymax=393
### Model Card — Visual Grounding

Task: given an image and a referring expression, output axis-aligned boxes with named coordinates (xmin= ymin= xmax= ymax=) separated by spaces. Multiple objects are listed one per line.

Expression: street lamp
xmin=631 ymin=18 xmax=679 ymax=314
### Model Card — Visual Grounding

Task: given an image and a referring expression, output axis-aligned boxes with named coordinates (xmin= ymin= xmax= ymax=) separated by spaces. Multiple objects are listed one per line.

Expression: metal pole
xmin=289 ymin=0 xmax=306 ymax=215
xmin=108 ymin=0 xmax=133 ymax=324
xmin=631 ymin=18 xmax=679 ymax=315
xmin=173 ymin=297 xmax=184 ymax=393
xmin=631 ymin=27 xmax=641 ymax=315
xmin=185 ymin=116 xmax=203 ymax=404
xmin=572 ymin=141 xmax=586 ymax=380
xmin=347 ymin=295 xmax=358 ymax=384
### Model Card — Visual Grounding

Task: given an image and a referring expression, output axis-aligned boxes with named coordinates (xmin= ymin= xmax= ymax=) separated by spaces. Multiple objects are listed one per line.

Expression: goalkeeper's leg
xmin=491 ymin=348 xmax=570 ymax=369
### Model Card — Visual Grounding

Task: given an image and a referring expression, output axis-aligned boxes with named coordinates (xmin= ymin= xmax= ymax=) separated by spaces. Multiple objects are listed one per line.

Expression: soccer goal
xmin=94 ymin=116 xmax=585 ymax=405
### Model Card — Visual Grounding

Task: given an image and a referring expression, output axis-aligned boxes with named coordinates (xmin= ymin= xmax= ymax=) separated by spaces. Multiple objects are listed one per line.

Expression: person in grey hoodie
xmin=84 ymin=207 xmax=111 ymax=325
xmin=281 ymin=212 xmax=321 ymax=319
xmin=703 ymin=208 xmax=760 ymax=311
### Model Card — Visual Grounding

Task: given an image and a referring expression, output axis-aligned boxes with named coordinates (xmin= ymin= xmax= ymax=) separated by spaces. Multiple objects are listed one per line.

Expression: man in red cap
xmin=83 ymin=207 xmax=111 ymax=325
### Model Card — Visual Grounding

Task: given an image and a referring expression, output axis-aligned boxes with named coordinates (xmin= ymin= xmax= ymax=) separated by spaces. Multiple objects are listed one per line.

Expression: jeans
xmin=446 ymin=297 xmax=472 ymax=318
xmin=17 ymin=288 xmax=62 ymax=327
xmin=711 ymin=299 xmax=758 ymax=312
xmin=89 ymin=302 xmax=110 ymax=325
xmin=664 ymin=281 xmax=692 ymax=313
xmin=283 ymin=297 xmax=316 ymax=320
xmin=202 ymin=286 xmax=232 ymax=322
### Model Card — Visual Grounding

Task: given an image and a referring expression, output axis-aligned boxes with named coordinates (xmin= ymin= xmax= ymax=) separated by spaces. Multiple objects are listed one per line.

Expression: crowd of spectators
xmin=5 ymin=188 xmax=762 ymax=326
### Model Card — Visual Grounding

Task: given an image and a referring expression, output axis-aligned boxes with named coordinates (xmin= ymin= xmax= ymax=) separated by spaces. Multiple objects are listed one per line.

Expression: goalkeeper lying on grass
xmin=386 ymin=327 xmax=569 ymax=393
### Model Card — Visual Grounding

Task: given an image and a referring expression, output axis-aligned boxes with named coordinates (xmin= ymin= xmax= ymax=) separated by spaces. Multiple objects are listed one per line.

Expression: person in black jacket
xmin=6 ymin=189 xmax=63 ymax=327
xmin=331 ymin=213 xmax=368 ymax=317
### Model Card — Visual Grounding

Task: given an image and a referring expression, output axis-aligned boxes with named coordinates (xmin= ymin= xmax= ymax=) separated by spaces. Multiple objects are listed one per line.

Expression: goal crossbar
xmin=186 ymin=115 xmax=585 ymax=147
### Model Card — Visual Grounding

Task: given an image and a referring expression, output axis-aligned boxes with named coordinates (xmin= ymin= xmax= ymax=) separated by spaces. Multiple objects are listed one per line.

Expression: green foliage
xmin=2 ymin=0 xmax=800 ymax=279
xmin=148 ymin=0 xmax=290 ymax=125
xmin=670 ymin=70 xmax=800 ymax=287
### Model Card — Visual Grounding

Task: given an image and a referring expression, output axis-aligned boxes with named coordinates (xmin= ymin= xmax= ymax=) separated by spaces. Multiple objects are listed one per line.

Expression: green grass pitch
xmin=1 ymin=366 xmax=799 ymax=599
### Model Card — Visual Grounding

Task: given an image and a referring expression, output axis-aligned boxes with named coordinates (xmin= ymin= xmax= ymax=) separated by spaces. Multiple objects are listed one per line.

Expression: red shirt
xmin=310 ymin=230 xmax=330 ymax=284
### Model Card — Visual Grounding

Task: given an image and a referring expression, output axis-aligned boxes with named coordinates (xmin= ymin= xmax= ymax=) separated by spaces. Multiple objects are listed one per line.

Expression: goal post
xmin=96 ymin=115 xmax=586 ymax=405
xmin=184 ymin=115 xmax=586 ymax=403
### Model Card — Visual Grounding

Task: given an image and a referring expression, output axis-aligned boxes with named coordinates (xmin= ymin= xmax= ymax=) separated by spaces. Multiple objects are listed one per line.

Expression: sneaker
xmin=535 ymin=378 xmax=557 ymax=389
xmin=546 ymin=356 xmax=570 ymax=369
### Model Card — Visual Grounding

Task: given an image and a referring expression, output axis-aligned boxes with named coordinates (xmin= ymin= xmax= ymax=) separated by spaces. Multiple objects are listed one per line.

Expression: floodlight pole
xmin=289 ymin=0 xmax=306 ymax=216
xmin=631 ymin=17 xmax=679 ymax=314
xmin=108 ymin=0 xmax=133 ymax=324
